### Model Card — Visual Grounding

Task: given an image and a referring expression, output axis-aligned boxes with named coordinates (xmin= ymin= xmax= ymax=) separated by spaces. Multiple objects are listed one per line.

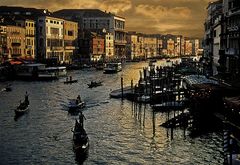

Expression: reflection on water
xmin=0 ymin=60 xmax=223 ymax=164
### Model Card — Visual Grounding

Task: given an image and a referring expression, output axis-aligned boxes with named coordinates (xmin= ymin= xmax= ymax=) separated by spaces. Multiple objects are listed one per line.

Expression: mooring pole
xmin=121 ymin=77 xmax=124 ymax=100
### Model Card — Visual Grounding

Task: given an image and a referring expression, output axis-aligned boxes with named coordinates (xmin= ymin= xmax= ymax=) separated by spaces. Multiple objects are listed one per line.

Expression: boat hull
xmin=64 ymin=80 xmax=78 ymax=84
xmin=15 ymin=106 xmax=29 ymax=116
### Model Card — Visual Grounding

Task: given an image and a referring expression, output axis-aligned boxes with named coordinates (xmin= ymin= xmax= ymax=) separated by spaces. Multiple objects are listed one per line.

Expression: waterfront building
xmin=54 ymin=9 xmax=126 ymax=60
xmin=144 ymin=36 xmax=157 ymax=59
xmin=167 ymin=38 xmax=175 ymax=57
xmin=6 ymin=25 xmax=25 ymax=59
xmin=37 ymin=16 xmax=65 ymax=63
xmin=79 ymin=31 xmax=105 ymax=62
xmin=219 ymin=0 xmax=240 ymax=79
xmin=0 ymin=25 xmax=7 ymax=63
xmin=105 ymin=33 xmax=114 ymax=61
xmin=63 ymin=20 xmax=78 ymax=64
xmin=126 ymin=32 xmax=139 ymax=60
xmin=156 ymin=38 xmax=163 ymax=57
xmin=15 ymin=18 xmax=36 ymax=60
xmin=185 ymin=39 xmax=193 ymax=56
xmin=203 ymin=0 xmax=223 ymax=75
xmin=175 ymin=36 xmax=182 ymax=57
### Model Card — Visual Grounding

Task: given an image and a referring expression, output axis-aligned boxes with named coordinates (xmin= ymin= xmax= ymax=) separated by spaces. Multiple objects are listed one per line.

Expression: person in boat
xmin=79 ymin=111 xmax=86 ymax=129
xmin=24 ymin=91 xmax=29 ymax=105
xmin=66 ymin=77 xmax=68 ymax=82
xmin=77 ymin=95 xmax=81 ymax=102
xmin=70 ymin=76 xmax=72 ymax=81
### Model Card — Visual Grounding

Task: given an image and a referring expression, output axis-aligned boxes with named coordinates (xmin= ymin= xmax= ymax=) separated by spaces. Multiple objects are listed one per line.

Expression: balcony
xmin=114 ymin=40 xmax=127 ymax=46
xmin=12 ymin=43 xmax=21 ymax=46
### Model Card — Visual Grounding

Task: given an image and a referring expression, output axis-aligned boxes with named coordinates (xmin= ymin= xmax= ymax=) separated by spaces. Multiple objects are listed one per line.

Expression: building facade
xmin=144 ymin=36 xmax=157 ymax=59
xmin=0 ymin=25 xmax=7 ymax=63
xmin=37 ymin=16 xmax=65 ymax=63
xmin=79 ymin=32 xmax=105 ymax=62
xmin=105 ymin=33 xmax=114 ymax=61
xmin=63 ymin=20 xmax=78 ymax=64
xmin=15 ymin=19 xmax=36 ymax=59
xmin=219 ymin=0 xmax=240 ymax=78
xmin=6 ymin=25 xmax=25 ymax=59
xmin=203 ymin=0 xmax=223 ymax=75
xmin=54 ymin=9 xmax=126 ymax=61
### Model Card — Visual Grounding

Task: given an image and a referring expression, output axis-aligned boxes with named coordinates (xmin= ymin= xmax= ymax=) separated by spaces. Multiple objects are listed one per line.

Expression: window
xmin=68 ymin=30 xmax=73 ymax=36
xmin=213 ymin=30 xmax=216 ymax=37
xmin=50 ymin=27 xmax=59 ymax=35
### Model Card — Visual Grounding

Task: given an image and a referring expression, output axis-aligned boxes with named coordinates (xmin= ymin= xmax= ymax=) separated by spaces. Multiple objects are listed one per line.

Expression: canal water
xmin=0 ymin=60 xmax=223 ymax=164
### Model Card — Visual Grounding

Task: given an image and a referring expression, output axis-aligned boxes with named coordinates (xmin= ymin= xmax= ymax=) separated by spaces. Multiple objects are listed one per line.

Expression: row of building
xmin=203 ymin=0 xmax=240 ymax=79
xmin=126 ymin=33 xmax=201 ymax=60
xmin=0 ymin=6 xmax=201 ymax=65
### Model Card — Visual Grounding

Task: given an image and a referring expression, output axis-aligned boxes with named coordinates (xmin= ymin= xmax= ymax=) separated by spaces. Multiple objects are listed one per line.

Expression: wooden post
xmin=121 ymin=77 xmax=124 ymax=100
xmin=131 ymin=79 xmax=133 ymax=93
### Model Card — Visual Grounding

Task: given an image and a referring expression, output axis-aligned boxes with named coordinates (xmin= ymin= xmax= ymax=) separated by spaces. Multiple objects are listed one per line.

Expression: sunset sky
xmin=0 ymin=0 xmax=212 ymax=38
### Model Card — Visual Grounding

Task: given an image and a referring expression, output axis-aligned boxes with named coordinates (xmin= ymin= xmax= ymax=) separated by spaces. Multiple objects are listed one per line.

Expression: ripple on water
xmin=0 ymin=61 xmax=224 ymax=164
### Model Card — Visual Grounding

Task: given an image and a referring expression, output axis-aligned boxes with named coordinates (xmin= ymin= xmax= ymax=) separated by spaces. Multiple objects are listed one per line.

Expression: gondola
xmin=72 ymin=120 xmax=89 ymax=156
xmin=68 ymin=99 xmax=86 ymax=113
xmin=5 ymin=86 xmax=12 ymax=92
xmin=87 ymin=81 xmax=102 ymax=88
xmin=15 ymin=101 xmax=29 ymax=116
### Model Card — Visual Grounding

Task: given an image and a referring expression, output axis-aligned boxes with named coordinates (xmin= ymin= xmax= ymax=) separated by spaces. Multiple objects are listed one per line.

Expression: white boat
xmin=16 ymin=63 xmax=46 ymax=78
xmin=44 ymin=66 xmax=67 ymax=77
xmin=104 ymin=63 xmax=122 ymax=74
xmin=37 ymin=68 xmax=58 ymax=80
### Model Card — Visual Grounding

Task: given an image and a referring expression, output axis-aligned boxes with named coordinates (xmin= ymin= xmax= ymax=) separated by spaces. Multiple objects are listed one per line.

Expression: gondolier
xmin=25 ymin=91 xmax=29 ymax=105
xmin=79 ymin=111 xmax=86 ymax=129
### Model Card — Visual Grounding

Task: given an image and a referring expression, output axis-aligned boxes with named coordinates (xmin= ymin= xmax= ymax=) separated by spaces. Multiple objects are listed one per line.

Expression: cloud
xmin=0 ymin=0 xmax=211 ymax=37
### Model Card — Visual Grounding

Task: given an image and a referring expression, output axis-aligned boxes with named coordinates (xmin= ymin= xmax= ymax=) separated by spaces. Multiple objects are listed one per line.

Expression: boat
xmin=87 ymin=81 xmax=102 ymax=88
xmin=43 ymin=66 xmax=67 ymax=77
xmin=5 ymin=86 xmax=12 ymax=92
xmin=104 ymin=62 xmax=122 ymax=74
xmin=95 ymin=63 xmax=104 ymax=70
xmin=151 ymin=101 xmax=185 ymax=112
xmin=64 ymin=80 xmax=78 ymax=84
xmin=64 ymin=77 xmax=78 ymax=84
xmin=15 ymin=100 xmax=29 ymax=116
xmin=37 ymin=68 xmax=58 ymax=80
xmin=68 ymin=99 xmax=86 ymax=113
xmin=72 ymin=119 xmax=89 ymax=156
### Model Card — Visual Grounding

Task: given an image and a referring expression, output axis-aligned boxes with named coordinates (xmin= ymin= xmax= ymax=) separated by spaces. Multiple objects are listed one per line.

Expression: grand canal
xmin=0 ymin=61 xmax=223 ymax=164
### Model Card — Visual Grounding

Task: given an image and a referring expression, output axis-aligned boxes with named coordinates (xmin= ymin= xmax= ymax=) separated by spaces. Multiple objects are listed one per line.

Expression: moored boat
xmin=104 ymin=62 xmax=122 ymax=74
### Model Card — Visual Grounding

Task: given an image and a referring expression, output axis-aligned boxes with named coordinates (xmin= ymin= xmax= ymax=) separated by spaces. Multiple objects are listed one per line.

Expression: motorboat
xmin=104 ymin=63 xmax=122 ymax=74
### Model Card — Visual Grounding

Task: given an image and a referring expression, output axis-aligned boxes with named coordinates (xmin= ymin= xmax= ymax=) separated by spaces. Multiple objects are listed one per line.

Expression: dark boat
xmin=64 ymin=80 xmax=78 ymax=84
xmin=95 ymin=63 xmax=104 ymax=70
xmin=151 ymin=101 xmax=185 ymax=112
xmin=5 ymin=86 xmax=12 ymax=92
xmin=68 ymin=99 xmax=86 ymax=113
xmin=72 ymin=120 xmax=89 ymax=156
xmin=87 ymin=81 xmax=102 ymax=88
xmin=15 ymin=101 xmax=29 ymax=116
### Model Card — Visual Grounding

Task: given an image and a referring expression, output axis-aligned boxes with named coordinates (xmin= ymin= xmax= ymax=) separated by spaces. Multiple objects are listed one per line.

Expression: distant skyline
xmin=0 ymin=0 xmax=212 ymax=38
